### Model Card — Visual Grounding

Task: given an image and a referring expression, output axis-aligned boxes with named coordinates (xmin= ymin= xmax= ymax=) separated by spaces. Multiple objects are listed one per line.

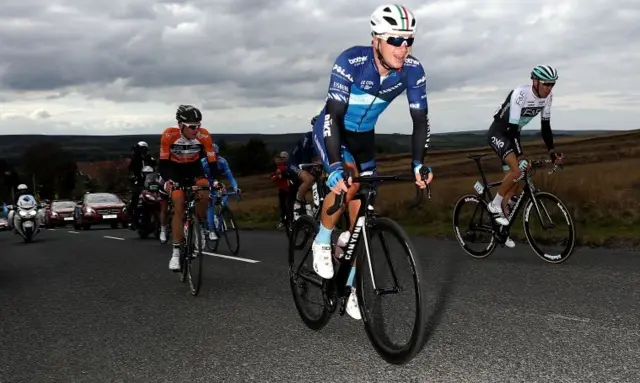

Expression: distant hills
xmin=0 ymin=129 xmax=627 ymax=164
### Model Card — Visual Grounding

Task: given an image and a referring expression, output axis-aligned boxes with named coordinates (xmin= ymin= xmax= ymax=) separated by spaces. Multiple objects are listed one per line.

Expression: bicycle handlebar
xmin=326 ymin=167 xmax=432 ymax=215
xmin=529 ymin=158 xmax=564 ymax=175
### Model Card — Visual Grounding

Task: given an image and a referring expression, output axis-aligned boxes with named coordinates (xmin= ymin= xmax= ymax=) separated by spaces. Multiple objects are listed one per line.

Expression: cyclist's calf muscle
xmin=497 ymin=152 xmax=520 ymax=198
xmin=319 ymin=162 xmax=361 ymax=230
xmin=297 ymin=170 xmax=314 ymax=200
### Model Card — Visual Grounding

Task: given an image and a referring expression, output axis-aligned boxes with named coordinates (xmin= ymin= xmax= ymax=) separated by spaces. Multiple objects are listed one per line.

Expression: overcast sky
xmin=0 ymin=0 xmax=638 ymax=136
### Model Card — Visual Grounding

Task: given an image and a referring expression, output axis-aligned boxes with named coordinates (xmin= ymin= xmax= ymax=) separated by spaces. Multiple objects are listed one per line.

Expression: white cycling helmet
xmin=141 ymin=165 xmax=154 ymax=174
xmin=370 ymin=4 xmax=417 ymax=36
xmin=280 ymin=151 xmax=289 ymax=158
xmin=17 ymin=184 xmax=28 ymax=191
xmin=137 ymin=141 xmax=148 ymax=148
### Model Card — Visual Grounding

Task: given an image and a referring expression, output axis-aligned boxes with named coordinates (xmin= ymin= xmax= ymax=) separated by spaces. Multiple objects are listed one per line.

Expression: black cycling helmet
xmin=310 ymin=115 xmax=319 ymax=126
xmin=176 ymin=105 xmax=202 ymax=123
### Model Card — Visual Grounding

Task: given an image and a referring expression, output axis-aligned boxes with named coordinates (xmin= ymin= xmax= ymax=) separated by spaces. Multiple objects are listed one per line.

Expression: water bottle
xmin=333 ymin=231 xmax=351 ymax=260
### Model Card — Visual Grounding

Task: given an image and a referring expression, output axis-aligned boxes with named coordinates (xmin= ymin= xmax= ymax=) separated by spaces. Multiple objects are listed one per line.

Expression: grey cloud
xmin=0 ymin=0 xmax=638 ymax=111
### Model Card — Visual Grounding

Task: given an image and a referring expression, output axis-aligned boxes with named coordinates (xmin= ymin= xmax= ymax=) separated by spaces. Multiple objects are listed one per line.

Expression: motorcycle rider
xmin=7 ymin=184 xmax=40 ymax=231
xmin=128 ymin=141 xmax=156 ymax=229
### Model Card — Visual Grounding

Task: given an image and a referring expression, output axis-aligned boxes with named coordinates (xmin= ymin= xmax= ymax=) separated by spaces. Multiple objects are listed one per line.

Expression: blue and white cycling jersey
xmin=201 ymin=156 xmax=238 ymax=190
xmin=323 ymin=45 xmax=428 ymax=132
xmin=312 ymin=45 xmax=431 ymax=172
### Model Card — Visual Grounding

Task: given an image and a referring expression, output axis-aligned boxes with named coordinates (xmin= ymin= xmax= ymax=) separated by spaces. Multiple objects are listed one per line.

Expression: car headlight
xmin=85 ymin=207 xmax=95 ymax=214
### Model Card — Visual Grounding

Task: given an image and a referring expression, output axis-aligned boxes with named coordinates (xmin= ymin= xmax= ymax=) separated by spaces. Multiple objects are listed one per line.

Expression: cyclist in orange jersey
xmin=158 ymin=104 xmax=222 ymax=271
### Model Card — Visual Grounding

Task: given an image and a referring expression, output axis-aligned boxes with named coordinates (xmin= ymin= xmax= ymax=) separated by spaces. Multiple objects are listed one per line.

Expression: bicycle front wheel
xmin=523 ymin=191 xmax=576 ymax=264
xmin=356 ymin=217 xmax=428 ymax=365
xmin=221 ymin=207 xmax=240 ymax=255
xmin=187 ymin=216 xmax=204 ymax=296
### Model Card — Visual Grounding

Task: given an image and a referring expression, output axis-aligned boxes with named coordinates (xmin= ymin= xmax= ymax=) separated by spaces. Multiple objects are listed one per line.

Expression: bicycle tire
xmin=452 ymin=195 xmax=496 ymax=259
xmin=221 ymin=207 xmax=240 ymax=255
xmin=179 ymin=220 xmax=189 ymax=283
xmin=523 ymin=191 xmax=576 ymax=264
xmin=187 ymin=216 xmax=204 ymax=296
xmin=356 ymin=216 xmax=428 ymax=365
xmin=288 ymin=215 xmax=333 ymax=330
xmin=204 ymin=203 xmax=219 ymax=252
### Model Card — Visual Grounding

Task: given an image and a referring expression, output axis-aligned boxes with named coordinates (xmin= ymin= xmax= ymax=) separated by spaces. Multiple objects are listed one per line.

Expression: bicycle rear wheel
xmin=452 ymin=195 xmax=496 ymax=258
xmin=288 ymin=215 xmax=333 ymax=330
xmin=356 ymin=217 xmax=428 ymax=365
xmin=187 ymin=216 xmax=204 ymax=296
xmin=221 ymin=207 xmax=240 ymax=255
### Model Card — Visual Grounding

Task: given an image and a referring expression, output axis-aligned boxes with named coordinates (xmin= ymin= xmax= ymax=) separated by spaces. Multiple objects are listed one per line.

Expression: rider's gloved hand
xmin=327 ymin=163 xmax=349 ymax=195
xmin=412 ymin=161 xmax=433 ymax=189
xmin=550 ymin=150 xmax=564 ymax=165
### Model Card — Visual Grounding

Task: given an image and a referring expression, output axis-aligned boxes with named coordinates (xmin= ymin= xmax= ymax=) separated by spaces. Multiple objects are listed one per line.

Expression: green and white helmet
xmin=531 ymin=65 xmax=558 ymax=82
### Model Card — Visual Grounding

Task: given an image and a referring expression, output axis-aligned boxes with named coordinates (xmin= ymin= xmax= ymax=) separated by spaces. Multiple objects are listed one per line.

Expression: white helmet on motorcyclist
xmin=141 ymin=165 xmax=154 ymax=174
xmin=17 ymin=184 xmax=28 ymax=191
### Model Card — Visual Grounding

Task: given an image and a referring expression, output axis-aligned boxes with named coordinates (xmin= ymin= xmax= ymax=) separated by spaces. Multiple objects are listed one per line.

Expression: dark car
xmin=73 ymin=192 xmax=128 ymax=230
xmin=44 ymin=200 xmax=77 ymax=227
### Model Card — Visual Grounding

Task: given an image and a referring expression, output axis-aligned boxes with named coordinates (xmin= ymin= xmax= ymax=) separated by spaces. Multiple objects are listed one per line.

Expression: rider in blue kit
xmin=285 ymin=127 xmax=319 ymax=219
xmin=200 ymin=143 xmax=240 ymax=241
xmin=309 ymin=4 xmax=435 ymax=320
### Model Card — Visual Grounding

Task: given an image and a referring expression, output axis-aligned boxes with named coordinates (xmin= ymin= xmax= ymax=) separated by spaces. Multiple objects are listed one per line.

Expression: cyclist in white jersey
xmin=486 ymin=65 xmax=564 ymax=241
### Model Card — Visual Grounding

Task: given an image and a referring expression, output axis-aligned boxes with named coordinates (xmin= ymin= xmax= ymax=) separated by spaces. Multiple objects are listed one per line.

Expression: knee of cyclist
xmin=512 ymin=168 xmax=523 ymax=180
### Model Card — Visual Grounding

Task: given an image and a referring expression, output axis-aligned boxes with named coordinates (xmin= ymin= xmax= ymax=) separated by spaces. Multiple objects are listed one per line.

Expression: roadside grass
xmin=228 ymin=130 xmax=640 ymax=249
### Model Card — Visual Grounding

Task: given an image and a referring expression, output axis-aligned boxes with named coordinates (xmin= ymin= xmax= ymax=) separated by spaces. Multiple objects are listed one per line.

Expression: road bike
xmin=205 ymin=183 xmax=242 ymax=255
xmin=172 ymin=183 xmax=210 ymax=296
xmin=288 ymin=167 xmax=432 ymax=365
xmin=452 ymin=153 xmax=575 ymax=263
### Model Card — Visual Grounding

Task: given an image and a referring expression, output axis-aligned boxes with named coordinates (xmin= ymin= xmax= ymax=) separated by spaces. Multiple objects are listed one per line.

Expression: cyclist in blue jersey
xmin=286 ymin=117 xmax=320 ymax=220
xmin=201 ymin=143 xmax=240 ymax=241
xmin=310 ymin=4 xmax=434 ymax=319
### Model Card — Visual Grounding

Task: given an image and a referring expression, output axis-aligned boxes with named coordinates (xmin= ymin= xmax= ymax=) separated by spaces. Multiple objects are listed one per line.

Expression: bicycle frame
xmin=325 ymin=172 xmax=428 ymax=305
xmin=468 ymin=154 xmax=561 ymax=235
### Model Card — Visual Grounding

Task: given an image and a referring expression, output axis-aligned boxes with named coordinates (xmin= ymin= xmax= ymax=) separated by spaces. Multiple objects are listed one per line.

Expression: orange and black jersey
xmin=158 ymin=126 xmax=221 ymax=183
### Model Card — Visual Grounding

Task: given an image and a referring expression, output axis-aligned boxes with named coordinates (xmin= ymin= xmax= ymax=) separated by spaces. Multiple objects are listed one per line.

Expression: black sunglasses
xmin=385 ymin=36 xmax=414 ymax=47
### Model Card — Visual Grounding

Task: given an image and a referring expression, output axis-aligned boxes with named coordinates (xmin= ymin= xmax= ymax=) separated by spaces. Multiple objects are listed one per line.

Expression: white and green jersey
xmin=493 ymin=85 xmax=552 ymax=131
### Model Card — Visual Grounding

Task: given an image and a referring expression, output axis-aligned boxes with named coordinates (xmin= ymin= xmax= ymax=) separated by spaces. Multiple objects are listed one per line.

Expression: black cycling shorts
xmin=164 ymin=162 xmax=206 ymax=186
xmin=312 ymin=128 xmax=377 ymax=173
xmin=487 ymin=119 xmax=522 ymax=165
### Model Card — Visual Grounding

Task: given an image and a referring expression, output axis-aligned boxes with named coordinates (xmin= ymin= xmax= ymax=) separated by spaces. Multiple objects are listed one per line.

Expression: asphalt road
xmin=1 ymin=225 xmax=638 ymax=383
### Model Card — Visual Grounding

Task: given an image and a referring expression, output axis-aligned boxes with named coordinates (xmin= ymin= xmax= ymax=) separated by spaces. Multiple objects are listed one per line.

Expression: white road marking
xmin=103 ymin=236 xmax=125 ymax=241
xmin=201 ymin=251 xmax=260 ymax=263
xmin=548 ymin=313 xmax=591 ymax=323
xmin=68 ymin=231 xmax=79 ymax=234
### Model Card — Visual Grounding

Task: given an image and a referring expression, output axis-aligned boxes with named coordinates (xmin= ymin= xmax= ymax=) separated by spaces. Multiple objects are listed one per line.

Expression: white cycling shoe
xmin=169 ymin=247 xmax=181 ymax=271
xmin=487 ymin=202 xmax=510 ymax=226
xmin=346 ymin=290 xmax=362 ymax=320
xmin=312 ymin=241 xmax=334 ymax=279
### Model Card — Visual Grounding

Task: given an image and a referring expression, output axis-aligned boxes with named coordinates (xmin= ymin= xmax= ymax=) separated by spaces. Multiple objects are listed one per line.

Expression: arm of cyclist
xmin=203 ymin=136 xmax=223 ymax=188
xmin=218 ymin=157 xmax=239 ymax=191
xmin=158 ymin=129 xmax=173 ymax=192
xmin=324 ymin=50 xmax=353 ymax=194
xmin=406 ymin=59 xmax=433 ymax=187
xmin=540 ymin=94 xmax=562 ymax=164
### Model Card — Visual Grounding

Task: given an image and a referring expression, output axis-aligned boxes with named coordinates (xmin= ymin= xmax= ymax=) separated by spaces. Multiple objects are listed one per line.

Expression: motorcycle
xmin=11 ymin=195 xmax=43 ymax=243
xmin=135 ymin=183 xmax=162 ymax=239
